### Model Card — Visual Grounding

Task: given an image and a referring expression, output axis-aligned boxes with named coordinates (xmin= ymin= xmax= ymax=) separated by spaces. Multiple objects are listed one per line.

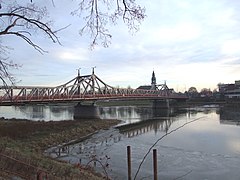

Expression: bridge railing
xmin=0 ymin=91 xmax=186 ymax=104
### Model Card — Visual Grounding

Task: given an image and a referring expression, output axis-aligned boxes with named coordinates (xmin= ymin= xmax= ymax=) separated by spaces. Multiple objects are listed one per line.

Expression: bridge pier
xmin=153 ymin=99 xmax=170 ymax=109
xmin=152 ymin=99 xmax=177 ymax=119
xmin=152 ymin=99 xmax=170 ymax=119
xmin=73 ymin=103 xmax=100 ymax=119
xmin=152 ymin=99 xmax=179 ymax=109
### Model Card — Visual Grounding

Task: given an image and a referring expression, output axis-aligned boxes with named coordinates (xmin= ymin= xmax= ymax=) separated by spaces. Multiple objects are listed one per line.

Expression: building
xmin=218 ymin=80 xmax=240 ymax=99
xmin=137 ymin=71 xmax=157 ymax=90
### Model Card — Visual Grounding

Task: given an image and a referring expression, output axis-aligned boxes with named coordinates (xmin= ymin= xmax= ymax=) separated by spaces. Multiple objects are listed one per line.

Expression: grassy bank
xmin=0 ymin=118 xmax=120 ymax=179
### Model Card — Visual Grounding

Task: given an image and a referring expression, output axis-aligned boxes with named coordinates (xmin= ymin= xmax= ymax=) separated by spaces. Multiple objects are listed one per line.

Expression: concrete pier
xmin=153 ymin=99 xmax=170 ymax=109
xmin=73 ymin=103 xmax=100 ymax=119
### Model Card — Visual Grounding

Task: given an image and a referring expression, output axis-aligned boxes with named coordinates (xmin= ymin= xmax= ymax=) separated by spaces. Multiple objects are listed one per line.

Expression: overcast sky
xmin=4 ymin=0 xmax=240 ymax=92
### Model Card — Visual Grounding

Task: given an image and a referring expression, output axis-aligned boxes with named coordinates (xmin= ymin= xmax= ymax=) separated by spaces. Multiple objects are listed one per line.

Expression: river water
xmin=1 ymin=104 xmax=240 ymax=179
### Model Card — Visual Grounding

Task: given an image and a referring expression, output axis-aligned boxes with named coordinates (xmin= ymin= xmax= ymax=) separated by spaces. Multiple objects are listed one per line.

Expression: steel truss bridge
xmin=0 ymin=71 xmax=187 ymax=105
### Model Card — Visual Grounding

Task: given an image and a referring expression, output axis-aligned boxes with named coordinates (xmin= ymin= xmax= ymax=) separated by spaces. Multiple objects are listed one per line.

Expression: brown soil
xmin=0 ymin=118 xmax=120 ymax=179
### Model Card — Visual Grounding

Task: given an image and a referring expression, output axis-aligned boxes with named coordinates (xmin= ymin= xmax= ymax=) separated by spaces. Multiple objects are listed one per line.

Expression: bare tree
xmin=73 ymin=0 xmax=146 ymax=48
xmin=0 ymin=0 xmax=145 ymax=86
xmin=0 ymin=1 xmax=59 ymax=85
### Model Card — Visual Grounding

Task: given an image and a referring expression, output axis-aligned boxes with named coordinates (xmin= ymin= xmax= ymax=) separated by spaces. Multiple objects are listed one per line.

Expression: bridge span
xmin=0 ymin=71 xmax=187 ymax=105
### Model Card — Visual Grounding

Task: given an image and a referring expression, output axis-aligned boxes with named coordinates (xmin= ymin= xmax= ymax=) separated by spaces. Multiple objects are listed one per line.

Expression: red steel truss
xmin=0 ymin=72 xmax=187 ymax=105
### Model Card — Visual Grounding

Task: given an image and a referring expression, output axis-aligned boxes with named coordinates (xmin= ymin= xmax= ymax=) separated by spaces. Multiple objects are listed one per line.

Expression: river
xmin=1 ymin=104 xmax=240 ymax=179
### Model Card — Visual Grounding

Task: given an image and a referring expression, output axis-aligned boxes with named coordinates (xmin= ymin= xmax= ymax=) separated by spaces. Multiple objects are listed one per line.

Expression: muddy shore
xmin=0 ymin=118 xmax=120 ymax=179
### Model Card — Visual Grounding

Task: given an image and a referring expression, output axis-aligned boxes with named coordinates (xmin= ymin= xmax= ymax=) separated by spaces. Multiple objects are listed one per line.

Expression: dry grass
xmin=0 ymin=118 xmax=120 ymax=179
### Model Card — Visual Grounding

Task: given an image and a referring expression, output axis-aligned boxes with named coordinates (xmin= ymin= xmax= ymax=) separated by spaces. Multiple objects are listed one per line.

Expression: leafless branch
xmin=121 ymin=0 xmax=146 ymax=32
xmin=74 ymin=0 xmax=146 ymax=48
xmin=133 ymin=116 xmax=206 ymax=180
xmin=86 ymin=156 xmax=110 ymax=179
xmin=0 ymin=44 xmax=18 ymax=85
xmin=0 ymin=2 xmax=60 ymax=85
xmin=0 ymin=12 xmax=59 ymax=48
xmin=174 ymin=170 xmax=193 ymax=180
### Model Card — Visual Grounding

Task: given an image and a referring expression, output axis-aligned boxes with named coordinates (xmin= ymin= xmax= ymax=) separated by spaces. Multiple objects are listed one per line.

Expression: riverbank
xmin=0 ymin=118 xmax=120 ymax=179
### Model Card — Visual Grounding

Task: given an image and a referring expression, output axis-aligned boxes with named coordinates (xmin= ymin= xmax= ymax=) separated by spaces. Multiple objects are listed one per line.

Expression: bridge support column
xmin=153 ymin=99 xmax=170 ymax=109
xmin=74 ymin=103 xmax=100 ymax=120
xmin=152 ymin=99 xmax=174 ymax=118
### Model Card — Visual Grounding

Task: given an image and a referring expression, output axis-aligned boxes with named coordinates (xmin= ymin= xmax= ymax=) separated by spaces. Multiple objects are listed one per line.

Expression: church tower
xmin=151 ymin=71 xmax=156 ymax=90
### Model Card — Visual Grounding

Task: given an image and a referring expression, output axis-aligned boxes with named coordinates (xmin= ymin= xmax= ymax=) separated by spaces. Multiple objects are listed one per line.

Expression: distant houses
xmin=137 ymin=71 xmax=240 ymax=102
xmin=218 ymin=80 xmax=240 ymax=99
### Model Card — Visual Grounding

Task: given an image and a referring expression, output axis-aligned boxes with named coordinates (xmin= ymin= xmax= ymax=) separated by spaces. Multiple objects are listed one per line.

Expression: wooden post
xmin=153 ymin=149 xmax=157 ymax=180
xmin=127 ymin=146 xmax=131 ymax=180
xmin=58 ymin=148 xmax=61 ymax=157
xmin=37 ymin=171 xmax=48 ymax=180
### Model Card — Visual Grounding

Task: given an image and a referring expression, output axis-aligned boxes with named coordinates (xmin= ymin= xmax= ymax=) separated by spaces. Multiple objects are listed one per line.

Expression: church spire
xmin=151 ymin=70 xmax=156 ymax=90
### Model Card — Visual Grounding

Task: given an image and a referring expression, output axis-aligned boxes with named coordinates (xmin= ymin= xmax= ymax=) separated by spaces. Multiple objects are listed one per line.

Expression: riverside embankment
xmin=0 ymin=118 xmax=120 ymax=179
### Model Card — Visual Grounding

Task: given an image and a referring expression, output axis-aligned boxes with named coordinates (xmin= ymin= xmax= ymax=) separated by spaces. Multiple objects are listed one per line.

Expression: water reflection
xmin=99 ymin=106 xmax=139 ymax=121
xmin=99 ymin=106 xmax=186 ymax=122
xmin=117 ymin=108 xmax=187 ymax=137
xmin=13 ymin=105 xmax=74 ymax=121
xmin=2 ymin=104 xmax=240 ymax=129
xmin=41 ymin=106 xmax=240 ymax=179
xmin=17 ymin=105 xmax=46 ymax=119
xmin=118 ymin=118 xmax=174 ymax=138
xmin=47 ymin=107 xmax=187 ymax=164
xmin=219 ymin=106 xmax=240 ymax=126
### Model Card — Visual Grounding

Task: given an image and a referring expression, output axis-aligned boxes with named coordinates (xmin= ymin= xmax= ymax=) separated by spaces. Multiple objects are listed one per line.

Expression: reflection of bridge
xmin=116 ymin=108 xmax=187 ymax=138
xmin=0 ymin=70 xmax=187 ymax=105
xmin=48 ymin=107 xmax=187 ymax=162
xmin=118 ymin=118 xmax=174 ymax=138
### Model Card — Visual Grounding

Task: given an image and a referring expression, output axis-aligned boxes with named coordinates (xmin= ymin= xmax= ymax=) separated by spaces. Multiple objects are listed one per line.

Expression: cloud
xmin=208 ymin=8 xmax=236 ymax=27
xmin=153 ymin=22 xmax=201 ymax=43
xmin=221 ymin=39 xmax=240 ymax=55
xmin=54 ymin=47 xmax=90 ymax=63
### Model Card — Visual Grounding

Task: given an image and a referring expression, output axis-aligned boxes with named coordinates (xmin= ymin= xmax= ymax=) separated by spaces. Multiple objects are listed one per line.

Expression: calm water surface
xmin=1 ymin=104 xmax=240 ymax=179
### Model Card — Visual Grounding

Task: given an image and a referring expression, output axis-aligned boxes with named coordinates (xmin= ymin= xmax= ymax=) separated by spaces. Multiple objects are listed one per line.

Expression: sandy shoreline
xmin=0 ymin=118 xmax=120 ymax=179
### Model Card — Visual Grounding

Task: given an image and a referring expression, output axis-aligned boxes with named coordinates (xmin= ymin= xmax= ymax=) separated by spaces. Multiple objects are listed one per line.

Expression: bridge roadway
xmin=0 ymin=72 xmax=188 ymax=105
